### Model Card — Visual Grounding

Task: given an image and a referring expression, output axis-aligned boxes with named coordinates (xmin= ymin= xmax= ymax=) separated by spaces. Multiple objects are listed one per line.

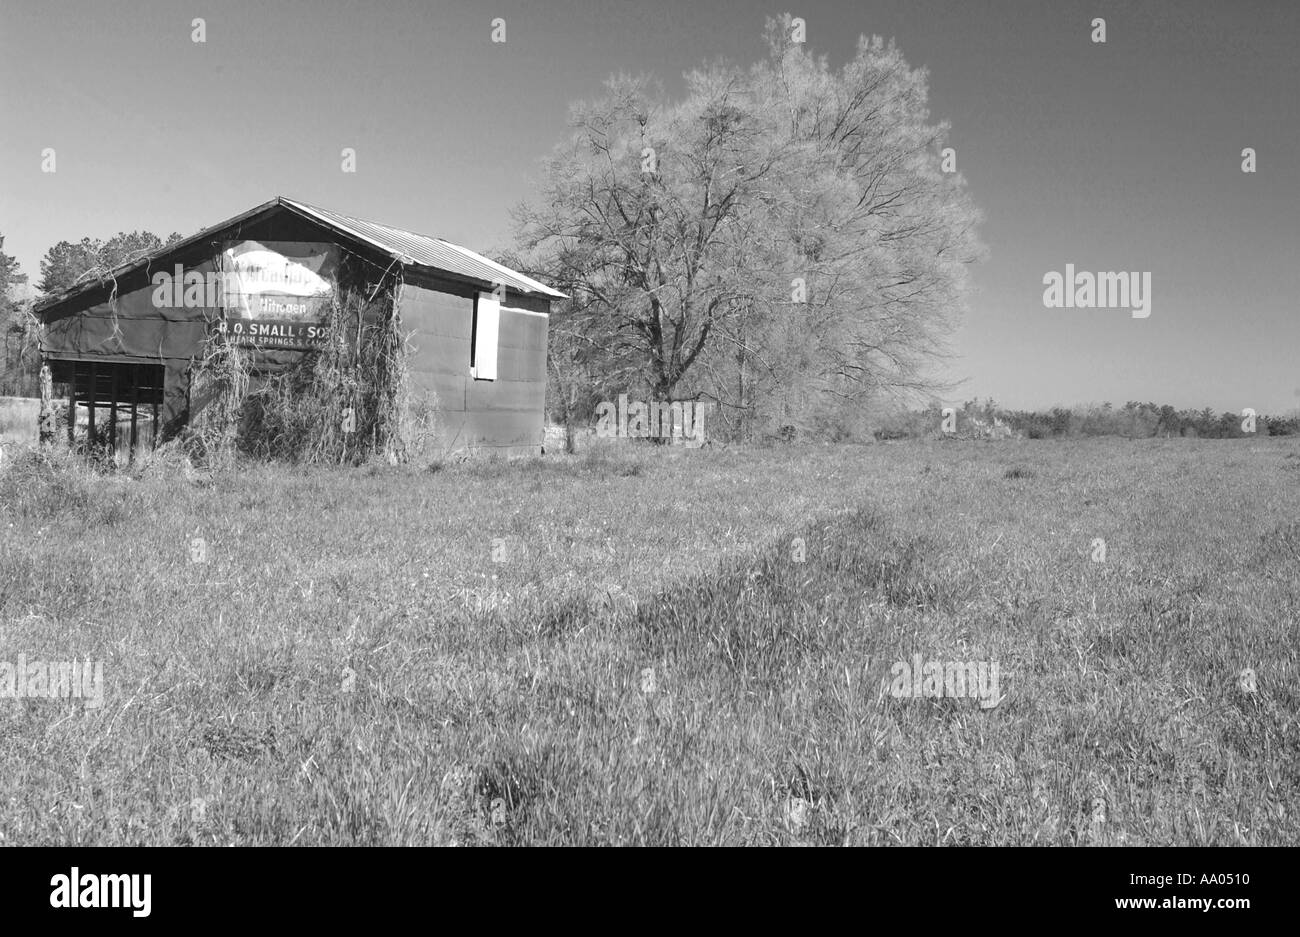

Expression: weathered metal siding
xmin=39 ymin=212 xmax=391 ymax=438
xmin=399 ymin=283 xmax=548 ymax=456
xmin=36 ymin=200 xmax=555 ymax=454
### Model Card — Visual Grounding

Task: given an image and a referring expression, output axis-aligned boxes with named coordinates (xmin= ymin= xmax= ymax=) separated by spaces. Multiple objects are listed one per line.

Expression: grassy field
xmin=0 ymin=437 xmax=1297 ymax=845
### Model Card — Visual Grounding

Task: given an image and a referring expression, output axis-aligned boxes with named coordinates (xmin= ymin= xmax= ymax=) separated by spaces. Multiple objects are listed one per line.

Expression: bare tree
xmin=515 ymin=14 xmax=985 ymax=441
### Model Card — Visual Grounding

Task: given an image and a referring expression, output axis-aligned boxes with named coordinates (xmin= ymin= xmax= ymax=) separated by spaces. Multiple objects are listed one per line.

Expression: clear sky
xmin=2 ymin=0 xmax=1296 ymax=413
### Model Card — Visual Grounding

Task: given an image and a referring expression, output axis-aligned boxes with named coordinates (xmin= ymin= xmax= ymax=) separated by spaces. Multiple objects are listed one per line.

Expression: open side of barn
xmin=33 ymin=196 xmax=563 ymax=460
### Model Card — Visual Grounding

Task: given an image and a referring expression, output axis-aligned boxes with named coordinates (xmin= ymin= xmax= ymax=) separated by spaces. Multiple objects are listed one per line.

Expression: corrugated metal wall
xmin=400 ymin=283 xmax=548 ymax=456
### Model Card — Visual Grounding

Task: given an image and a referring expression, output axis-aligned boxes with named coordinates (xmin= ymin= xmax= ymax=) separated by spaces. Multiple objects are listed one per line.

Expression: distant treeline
xmin=875 ymin=399 xmax=1300 ymax=440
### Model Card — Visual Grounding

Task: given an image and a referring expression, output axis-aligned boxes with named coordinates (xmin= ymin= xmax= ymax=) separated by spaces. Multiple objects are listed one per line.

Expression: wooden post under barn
xmin=87 ymin=361 xmax=96 ymax=444
xmin=67 ymin=364 xmax=76 ymax=447
xmin=109 ymin=365 xmax=119 ymax=462
xmin=151 ymin=370 xmax=159 ymax=449
xmin=130 ymin=364 xmax=140 ymax=462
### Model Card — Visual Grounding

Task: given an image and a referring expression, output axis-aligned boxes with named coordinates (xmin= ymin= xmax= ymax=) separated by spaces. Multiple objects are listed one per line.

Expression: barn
xmin=34 ymin=196 xmax=564 ymax=460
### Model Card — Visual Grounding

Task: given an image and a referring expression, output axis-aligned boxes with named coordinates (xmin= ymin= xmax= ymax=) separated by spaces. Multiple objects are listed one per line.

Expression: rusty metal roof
xmin=278 ymin=197 xmax=566 ymax=299
xmin=35 ymin=195 xmax=564 ymax=315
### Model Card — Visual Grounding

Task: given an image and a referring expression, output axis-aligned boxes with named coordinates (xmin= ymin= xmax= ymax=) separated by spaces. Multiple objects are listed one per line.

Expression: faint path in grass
xmin=1 ymin=437 xmax=1298 ymax=844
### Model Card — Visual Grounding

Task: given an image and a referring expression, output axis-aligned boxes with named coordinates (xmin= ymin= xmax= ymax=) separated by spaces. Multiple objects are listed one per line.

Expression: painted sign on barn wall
xmin=216 ymin=241 xmax=339 ymax=348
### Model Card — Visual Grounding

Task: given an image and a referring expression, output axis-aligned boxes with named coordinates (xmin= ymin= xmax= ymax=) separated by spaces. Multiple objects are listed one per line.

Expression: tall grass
xmin=0 ymin=437 xmax=1296 ymax=844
